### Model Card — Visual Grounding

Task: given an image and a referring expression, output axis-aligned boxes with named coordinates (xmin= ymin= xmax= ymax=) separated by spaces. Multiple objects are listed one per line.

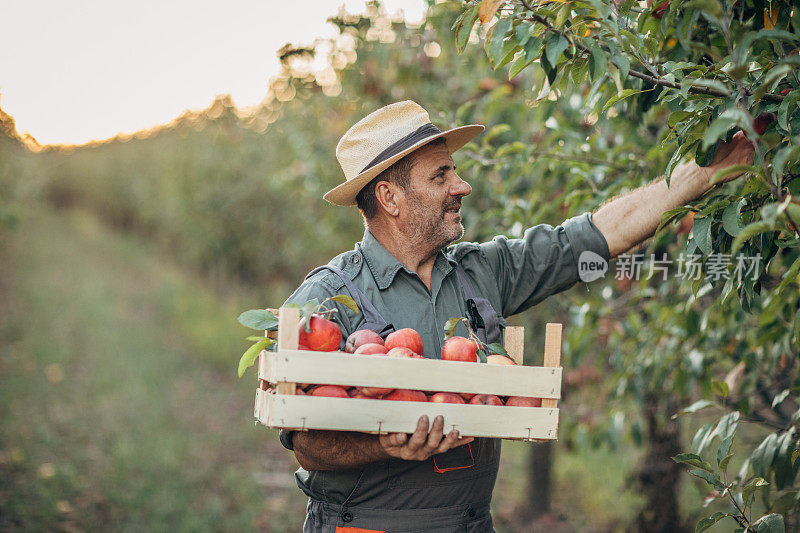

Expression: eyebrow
xmin=432 ymin=163 xmax=455 ymax=176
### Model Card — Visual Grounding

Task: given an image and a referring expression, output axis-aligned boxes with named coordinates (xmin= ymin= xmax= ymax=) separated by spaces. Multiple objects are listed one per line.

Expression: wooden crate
xmin=254 ymin=307 xmax=563 ymax=441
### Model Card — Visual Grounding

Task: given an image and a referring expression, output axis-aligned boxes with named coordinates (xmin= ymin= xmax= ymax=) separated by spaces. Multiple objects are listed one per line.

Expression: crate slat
xmin=541 ymin=323 xmax=562 ymax=409
xmin=264 ymin=350 xmax=561 ymax=398
xmin=259 ymin=393 xmax=559 ymax=440
xmin=503 ymin=326 xmax=524 ymax=365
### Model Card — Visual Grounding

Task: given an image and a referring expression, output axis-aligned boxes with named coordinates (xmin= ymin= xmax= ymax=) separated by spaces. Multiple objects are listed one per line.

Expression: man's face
xmin=398 ymin=142 xmax=472 ymax=250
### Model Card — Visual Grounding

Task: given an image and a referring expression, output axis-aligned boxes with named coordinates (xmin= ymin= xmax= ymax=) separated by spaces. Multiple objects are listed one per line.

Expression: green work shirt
xmin=280 ymin=212 xmax=609 ymax=504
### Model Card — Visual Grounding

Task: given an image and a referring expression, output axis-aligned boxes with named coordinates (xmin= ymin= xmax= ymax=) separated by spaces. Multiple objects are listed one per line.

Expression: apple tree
xmin=450 ymin=0 xmax=799 ymax=529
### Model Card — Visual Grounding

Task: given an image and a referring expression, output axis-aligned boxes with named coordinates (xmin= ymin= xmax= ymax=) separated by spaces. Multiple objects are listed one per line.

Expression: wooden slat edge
xmin=541 ymin=323 xmax=562 ymax=408
xmin=503 ymin=326 xmax=524 ymax=365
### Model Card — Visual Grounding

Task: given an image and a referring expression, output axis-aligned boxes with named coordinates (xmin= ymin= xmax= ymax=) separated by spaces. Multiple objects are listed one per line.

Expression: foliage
xmin=452 ymin=0 xmax=799 ymax=528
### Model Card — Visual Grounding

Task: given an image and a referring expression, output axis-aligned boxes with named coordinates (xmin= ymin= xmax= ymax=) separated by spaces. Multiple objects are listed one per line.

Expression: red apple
xmin=486 ymin=353 xmax=516 ymax=365
xmin=346 ymin=387 xmax=359 ymax=397
xmin=383 ymin=389 xmax=428 ymax=402
xmin=351 ymin=392 xmax=373 ymax=399
xmin=506 ymin=396 xmax=542 ymax=407
xmin=298 ymin=315 xmax=342 ymax=352
xmin=461 ymin=393 xmax=476 ymax=402
xmin=430 ymin=392 xmax=466 ymax=404
xmin=345 ymin=329 xmax=384 ymax=352
xmin=311 ymin=385 xmax=349 ymax=398
xmin=469 ymin=394 xmax=504 ymax=406
xmin=441 ymin=336 xmax=479 ymax=362
xmin=753 ymin=112 xmax=777 ymax=136
xmin=385 ymin=328 xmax=424 ymax=355
xmin=354 ymin=343 xmax=388 ymax=355
xmin=386 ymin=347 xmax=422 ymax=359
xmin=357 ymin=385 xmax=394 ymax=398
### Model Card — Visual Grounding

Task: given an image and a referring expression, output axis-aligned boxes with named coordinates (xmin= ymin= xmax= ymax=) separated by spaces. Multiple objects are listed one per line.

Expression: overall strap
xmin=454 ymin=264 xmax=503 ymax=345
xmin=305 ymin=263 xmax=394 ymax=338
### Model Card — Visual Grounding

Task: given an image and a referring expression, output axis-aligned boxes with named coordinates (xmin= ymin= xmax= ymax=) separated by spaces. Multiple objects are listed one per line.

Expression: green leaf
xmin=692 ymin=216 xmax=713 ymax=255
xmin=454 ymin=5 xmax=480 ymax=54
xmin=711 ymin=380 xmax=729 ymax=399
xmin=476 ymin=347 xmax=487 ymax=363
xmin=611 ymin=53 xmax=630 ymax=81
xmin=773 ymin=389 xmax=791 ymax=408
xmin=722 ymin=199 xmax=745 ymax=237
xmin=544 ymin=33 xmax=568 ymax=68
xmin=692 ymin=422 xmax=717 ymax=455
xmin=776 ymin=258 xmax=800 ymax=293
xmin=753 ymin=513 xmax=785 ymax=533
xmin=778 ymin=90 xmax=800 ymax=131
xmin=689 ymin=468 xmax=725 ymax=489
xmin=742 ymin=477 xmax=769 ymax=503
xmin=509 ymin=53 xmax=533 ymax=80
xmin=709 ymin=164 xmax=757 ymax=185
xmin=237 ymin=309 xmax=279 ymax=331
xmin=237 ymin=338 xmax=271 ymax=378
xmin=486 ymin=342 xmax=508 ymax=356
xmin=523 ymin=35 xmax=543 ymax=62
xmin=703 ymin=109 xmax=750 ymax=150
xmin=444 ymin=317 xmax=462 ymax=339
xmin=602 ymin=89 xmax=646 ymax=113
xmin=696 ymin=140 xmax=720 ymax=168
xmin=486 ymin=18 xmax=512 ymax=68
xmin=676 ymin=399 xmax=716 ymax=418
xmin=751 ymin=433 xmax=780 ymax=477
xmin=673 ymin=453 xmax=715 ymax=472
xmin=588 ymin=43 xmax=606 ymax=80
xmin=773 ymin=142 xmax=800 ymax=178
xmin=696 ymin=512 xmax=727 ymax=533
xmin=656 ymin=206 xmax=692 ymax=233
xmin=329 ymin=294 xmax=359 ymax=314
xmin=732 ymin=221 xmax=774 ymax=254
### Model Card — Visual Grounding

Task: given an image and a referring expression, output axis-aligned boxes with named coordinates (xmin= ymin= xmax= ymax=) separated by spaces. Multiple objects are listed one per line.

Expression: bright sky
xmin=0 ymin=0 xmax=426 ymax=146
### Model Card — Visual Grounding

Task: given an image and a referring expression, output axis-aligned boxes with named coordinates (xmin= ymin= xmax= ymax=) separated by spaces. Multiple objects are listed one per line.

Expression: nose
xmin=451 ymin=173 xmax=471 ymax=197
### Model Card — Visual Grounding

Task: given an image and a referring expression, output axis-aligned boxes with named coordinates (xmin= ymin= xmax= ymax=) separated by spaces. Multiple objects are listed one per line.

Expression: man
xmin=280 ymin=100 xmax=754 ymax=532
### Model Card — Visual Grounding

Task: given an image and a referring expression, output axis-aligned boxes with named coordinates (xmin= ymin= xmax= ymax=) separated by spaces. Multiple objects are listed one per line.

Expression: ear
xmin=374 ymin=180 xmax=403 ymax=217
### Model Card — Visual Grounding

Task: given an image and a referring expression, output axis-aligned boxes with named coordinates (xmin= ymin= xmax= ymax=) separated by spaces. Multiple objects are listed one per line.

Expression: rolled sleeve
xmin=481 ymin=212 xmax=610 ymax=316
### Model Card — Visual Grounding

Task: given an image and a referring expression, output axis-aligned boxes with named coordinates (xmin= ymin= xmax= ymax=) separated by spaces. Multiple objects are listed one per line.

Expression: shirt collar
xmin=358 ymin=230 xmax=455 ymax=290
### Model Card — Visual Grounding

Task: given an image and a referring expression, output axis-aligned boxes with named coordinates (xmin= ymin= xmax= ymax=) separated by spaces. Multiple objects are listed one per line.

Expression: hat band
xmin=360 ymin=123 xmax=442 ymax=173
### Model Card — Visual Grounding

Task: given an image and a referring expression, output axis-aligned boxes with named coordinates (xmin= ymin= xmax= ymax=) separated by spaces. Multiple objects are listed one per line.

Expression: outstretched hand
xmin=379 ymin=415 xmax=473 ymax=461
xmin=696 ymin=130 xmax=757 ymax=185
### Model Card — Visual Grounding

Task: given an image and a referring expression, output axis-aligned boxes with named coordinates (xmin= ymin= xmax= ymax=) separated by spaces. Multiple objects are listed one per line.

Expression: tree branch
xmin=514 ymin=2 xmax=786 ymax=103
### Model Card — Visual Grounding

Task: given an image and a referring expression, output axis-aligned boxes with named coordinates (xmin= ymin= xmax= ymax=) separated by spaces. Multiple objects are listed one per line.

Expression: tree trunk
xmin=632 ymin=394 xmax=688 ymax=533
xmin=525 ymin=441 xmax=552 ymax=517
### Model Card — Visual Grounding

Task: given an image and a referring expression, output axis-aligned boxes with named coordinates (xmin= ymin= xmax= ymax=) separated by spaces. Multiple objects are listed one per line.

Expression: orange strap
xmin=432 ymin=442 xmax=475 ymax=473
xmin=335 ymin=528 xmax=385 ymax=533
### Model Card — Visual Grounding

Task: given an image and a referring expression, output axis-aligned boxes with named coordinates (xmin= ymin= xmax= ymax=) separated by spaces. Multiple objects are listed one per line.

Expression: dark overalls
xmin=301 ymin=258 xmax=504 ymax=533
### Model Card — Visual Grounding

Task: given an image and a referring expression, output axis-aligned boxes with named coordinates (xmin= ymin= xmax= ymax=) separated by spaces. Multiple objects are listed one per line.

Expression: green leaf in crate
xmin=237 ymin=309 xmax=279 ymax=330
xmin=444 ymin=317 xmax=462 ymax=339
xmin=486 ymin=342 xmax=508 ymax=356
xmin=238 ymin=338 xmax=273 ymax=378
xmin=329 ymin=294 xmax=359 ymax=314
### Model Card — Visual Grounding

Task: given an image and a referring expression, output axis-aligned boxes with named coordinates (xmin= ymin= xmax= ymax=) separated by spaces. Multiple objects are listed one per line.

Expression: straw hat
xmin=324 ymin=100 xmax=484 ymax=206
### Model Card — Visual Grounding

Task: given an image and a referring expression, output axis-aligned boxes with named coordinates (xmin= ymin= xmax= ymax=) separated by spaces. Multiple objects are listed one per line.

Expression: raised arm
xmin=292 ymin=415 xmax=473 ymax=471
xmin=592 ymin=132 xmax=755 ymax=258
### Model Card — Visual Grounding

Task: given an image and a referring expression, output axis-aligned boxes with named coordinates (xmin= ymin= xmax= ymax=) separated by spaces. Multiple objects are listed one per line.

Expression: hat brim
xmin=324 ymin=124 xmax=485 ymax=206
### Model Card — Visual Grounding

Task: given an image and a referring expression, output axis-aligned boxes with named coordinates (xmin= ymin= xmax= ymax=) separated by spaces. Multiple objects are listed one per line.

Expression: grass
xmin=0 ymin=204 xmax=648 ymax=531
xmin=0 ymin=206 xmax=305 ymax=531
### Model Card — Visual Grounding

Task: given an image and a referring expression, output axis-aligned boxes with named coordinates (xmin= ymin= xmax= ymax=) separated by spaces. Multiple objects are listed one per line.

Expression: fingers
xmin=380 ymin=415 xmax=475 ymax=461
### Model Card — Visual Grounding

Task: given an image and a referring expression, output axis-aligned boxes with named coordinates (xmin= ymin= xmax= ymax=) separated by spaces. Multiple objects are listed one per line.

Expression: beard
xmin=404 ymin=192 xmax=465 ymax=252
